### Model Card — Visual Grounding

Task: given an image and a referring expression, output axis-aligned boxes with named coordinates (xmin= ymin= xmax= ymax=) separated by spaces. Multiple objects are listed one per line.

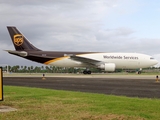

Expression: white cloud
xmin=0 ymin=0 xmax=160 ymax=66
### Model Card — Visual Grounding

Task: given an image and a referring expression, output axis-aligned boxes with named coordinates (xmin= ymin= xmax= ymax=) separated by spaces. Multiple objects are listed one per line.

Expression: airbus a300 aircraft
xmin=6 ymin=26 xmax=158 ymax=74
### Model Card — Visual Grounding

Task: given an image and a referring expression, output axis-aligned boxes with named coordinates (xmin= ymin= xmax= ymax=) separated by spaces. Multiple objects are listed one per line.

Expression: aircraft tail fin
xmin=7 ymin=26 xmax=41 ymax=51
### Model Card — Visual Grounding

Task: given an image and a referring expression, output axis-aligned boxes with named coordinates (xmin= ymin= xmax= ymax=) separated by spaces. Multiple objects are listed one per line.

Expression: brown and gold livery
xmin=6 ymin=26 xmax=158 ymax=74
xmin=7 ymin=26 xmax=94 ymax=64
xmin=14 ymin=34 xmax=23 ymax=46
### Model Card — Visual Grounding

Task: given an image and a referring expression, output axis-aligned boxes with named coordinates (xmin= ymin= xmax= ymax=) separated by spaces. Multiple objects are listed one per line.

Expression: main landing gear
xmin=137 ymin=68 xmax=142 ymax=74
xmin=83 ymin=70 xmax=91 ymax=74
xmin=137 ymin=71 xmax=141 ymax=74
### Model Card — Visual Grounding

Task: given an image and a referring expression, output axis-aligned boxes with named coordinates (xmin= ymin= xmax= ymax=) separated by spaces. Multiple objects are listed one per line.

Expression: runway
xmin=3 ymin=74 xmax=160 ymax=98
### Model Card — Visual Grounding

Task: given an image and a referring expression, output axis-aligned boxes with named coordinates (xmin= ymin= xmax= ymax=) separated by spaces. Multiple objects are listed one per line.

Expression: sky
xmin=1 ymin=0 xmax=160 ymax=67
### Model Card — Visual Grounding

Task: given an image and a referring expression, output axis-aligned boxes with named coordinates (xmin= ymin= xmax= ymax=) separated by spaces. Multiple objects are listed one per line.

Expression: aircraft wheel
xmin=83 ymin=70 xmax=91 ymax=74
xmin=83 ymin=70 xmax=87 ymax=74
xmin=87 ymin=71 xmax=91 ymax=74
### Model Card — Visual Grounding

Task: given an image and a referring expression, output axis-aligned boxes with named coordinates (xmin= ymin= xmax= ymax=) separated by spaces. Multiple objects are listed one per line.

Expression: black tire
xmin=83 ymin=70 xmax=87 ymax=74
xmin=87 ymin=71 xmax=91 ymax=74
xmin=83 ymin=70 xmax=91 ymax=74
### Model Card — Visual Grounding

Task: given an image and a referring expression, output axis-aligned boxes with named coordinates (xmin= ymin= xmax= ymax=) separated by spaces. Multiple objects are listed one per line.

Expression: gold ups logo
xmin=14 ymin=34 xmax=24 ymax=46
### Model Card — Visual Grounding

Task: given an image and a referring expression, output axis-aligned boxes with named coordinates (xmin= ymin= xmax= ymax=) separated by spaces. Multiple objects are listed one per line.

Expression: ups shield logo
xmin=14 ymin=34 xmax=23 ymax=46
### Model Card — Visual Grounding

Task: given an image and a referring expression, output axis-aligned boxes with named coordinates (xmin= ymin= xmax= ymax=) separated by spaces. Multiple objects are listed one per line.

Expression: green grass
xmin=0 ymin=86 xmax=160 ymax=120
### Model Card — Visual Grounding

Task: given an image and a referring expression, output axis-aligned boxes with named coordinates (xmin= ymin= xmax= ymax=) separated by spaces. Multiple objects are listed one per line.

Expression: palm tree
xmin=21 ymin=66 xmax=23 ymax=70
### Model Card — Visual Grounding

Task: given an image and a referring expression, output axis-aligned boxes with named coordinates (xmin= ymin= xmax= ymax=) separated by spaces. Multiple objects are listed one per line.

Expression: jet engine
xmin=97 ymin=63 xmax=116 ymax=72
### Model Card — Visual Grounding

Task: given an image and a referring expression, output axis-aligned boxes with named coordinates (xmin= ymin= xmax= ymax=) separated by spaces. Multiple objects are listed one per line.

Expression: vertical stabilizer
xmin=7 ymin=26 xmax=41 ymax=51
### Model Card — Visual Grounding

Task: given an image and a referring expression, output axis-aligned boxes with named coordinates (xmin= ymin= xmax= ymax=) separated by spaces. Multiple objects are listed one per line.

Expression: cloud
xmin=95 ymin=28 xmax=135 ymax=41
xmin=0 ymin=0 xmax=160 ymax=66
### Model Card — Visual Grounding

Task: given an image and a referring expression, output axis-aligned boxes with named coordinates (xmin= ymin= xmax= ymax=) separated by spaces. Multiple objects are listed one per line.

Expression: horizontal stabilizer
xmin=5 ymin=50 xmax=28 ymax=57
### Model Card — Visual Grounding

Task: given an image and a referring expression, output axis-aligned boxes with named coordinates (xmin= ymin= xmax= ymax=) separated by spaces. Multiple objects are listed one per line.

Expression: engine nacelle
xmin=97 ymin=63 xmax=116 ymax=72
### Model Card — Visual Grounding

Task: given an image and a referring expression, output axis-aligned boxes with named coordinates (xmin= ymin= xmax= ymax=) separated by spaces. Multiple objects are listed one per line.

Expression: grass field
xmin=0 ymin=86 xmax=160 ymax=120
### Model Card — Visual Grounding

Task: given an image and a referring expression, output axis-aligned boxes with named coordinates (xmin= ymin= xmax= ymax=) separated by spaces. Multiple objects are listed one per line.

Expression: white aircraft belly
xmin=77 ymin=53 xmax=141 ymax=69
xmin=46 ymin=52 xmax=157 ymax=69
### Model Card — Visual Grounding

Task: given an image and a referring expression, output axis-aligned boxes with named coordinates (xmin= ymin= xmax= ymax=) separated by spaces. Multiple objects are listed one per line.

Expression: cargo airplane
xmin=6 ymin=26 xmax=158 ymax=74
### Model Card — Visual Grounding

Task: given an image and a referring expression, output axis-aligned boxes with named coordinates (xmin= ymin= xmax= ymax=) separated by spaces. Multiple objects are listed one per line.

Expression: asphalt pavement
xmin=3 ymin=76 xmax=160 ymax=98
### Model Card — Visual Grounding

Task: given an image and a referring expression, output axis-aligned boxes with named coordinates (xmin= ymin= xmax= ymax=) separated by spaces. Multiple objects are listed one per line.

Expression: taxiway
xmin=3 ymin=74 xmax=160 ymax=98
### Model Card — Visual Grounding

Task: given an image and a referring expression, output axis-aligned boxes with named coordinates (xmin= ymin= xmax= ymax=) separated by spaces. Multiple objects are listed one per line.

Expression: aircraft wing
xmin=70 ymin=55 xmax=104 ymax=67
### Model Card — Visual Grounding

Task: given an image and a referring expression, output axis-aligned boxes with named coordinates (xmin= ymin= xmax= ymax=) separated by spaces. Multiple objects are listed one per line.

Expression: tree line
xmin=1 ymin=65 xmax=102 ymax=73
xmin=1 ymin=65 xmax=158 ymax=73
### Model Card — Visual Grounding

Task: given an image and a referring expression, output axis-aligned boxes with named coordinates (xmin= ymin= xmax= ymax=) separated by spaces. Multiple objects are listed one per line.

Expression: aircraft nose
xmin=150 ymin=57 xmax=159 ymax=65
xmin=156 ymin=59 xmax=159 ymax=64
xmin=154 ymin=59 xmax=159 ymax=65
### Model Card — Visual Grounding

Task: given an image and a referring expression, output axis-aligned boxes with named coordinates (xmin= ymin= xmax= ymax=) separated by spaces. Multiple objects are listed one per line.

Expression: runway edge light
xmin=0 ymin=67 xmax=3 ymax=101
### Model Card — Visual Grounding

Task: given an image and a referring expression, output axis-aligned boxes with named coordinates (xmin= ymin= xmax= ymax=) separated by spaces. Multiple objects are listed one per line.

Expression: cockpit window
xmin=150 ymin=57 xmax=155 ymax=60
